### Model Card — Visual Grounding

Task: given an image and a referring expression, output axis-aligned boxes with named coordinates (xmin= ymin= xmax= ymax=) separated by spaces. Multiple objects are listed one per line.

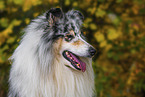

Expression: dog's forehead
xmin=64 ymin=22 xmax=80 ymax=35
xmin=64 ymin=10 xmax=83 ymax=34
xmin=55 ymin=10 xmax=83 ymax=36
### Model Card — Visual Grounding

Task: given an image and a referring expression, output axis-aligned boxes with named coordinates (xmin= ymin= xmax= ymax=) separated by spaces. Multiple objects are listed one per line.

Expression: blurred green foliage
xmin=0 ymin=0 xmax=145 ymax=97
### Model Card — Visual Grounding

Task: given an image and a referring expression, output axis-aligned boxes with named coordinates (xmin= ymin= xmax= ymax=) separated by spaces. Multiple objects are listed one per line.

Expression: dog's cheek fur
xmin=53 ymin=38 xmax=63 ymax=56
xmin=72 ymin=40 xmax=84 ymax=47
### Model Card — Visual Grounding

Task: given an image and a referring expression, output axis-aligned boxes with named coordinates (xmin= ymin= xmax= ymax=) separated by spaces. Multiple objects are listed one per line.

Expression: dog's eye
xmin=65 ymin=35 xmax=74 ymax=42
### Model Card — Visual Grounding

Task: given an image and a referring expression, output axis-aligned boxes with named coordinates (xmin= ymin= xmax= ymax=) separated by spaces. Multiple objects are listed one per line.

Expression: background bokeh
xmin=0 ymin=0 xmax=145 ymax=97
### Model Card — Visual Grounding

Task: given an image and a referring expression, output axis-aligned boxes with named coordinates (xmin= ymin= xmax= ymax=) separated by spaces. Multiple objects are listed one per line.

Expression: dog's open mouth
xmin=62 ymin=50 xmax=86 ymax=72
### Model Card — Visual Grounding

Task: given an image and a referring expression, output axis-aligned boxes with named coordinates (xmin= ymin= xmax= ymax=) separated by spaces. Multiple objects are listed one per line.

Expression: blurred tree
xmin=0 ymin=0 xmax=145 ymax=97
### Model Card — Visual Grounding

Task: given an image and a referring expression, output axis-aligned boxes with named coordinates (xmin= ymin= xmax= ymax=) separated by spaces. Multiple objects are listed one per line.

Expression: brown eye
xmin=65 ymin=34 xmax=74 ymax=42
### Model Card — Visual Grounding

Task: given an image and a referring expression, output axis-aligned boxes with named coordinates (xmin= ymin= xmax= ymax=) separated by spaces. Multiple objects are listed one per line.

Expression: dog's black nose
xmin=89 ymin=47 xmax=96 ymax=57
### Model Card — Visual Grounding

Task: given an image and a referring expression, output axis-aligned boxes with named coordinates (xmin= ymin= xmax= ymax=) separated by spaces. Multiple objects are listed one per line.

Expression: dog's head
xmin=42 ymin=8 xmax=96 ymax=72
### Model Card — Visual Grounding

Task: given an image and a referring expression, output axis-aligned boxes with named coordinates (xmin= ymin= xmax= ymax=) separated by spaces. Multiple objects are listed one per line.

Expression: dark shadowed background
xmin=0 ymin=0 xmax=145 ymax=97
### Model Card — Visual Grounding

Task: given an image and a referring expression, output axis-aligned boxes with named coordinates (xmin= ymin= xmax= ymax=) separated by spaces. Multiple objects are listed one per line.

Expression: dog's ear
xmin=73 ymin=10 xmax=84 ymax=20
xmin=46 ymin=8 xmax=63 ymax=26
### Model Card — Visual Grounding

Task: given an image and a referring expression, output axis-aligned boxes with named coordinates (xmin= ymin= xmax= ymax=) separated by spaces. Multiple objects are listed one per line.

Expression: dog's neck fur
xmin=37 ymin=56 xmax=94 ymax=97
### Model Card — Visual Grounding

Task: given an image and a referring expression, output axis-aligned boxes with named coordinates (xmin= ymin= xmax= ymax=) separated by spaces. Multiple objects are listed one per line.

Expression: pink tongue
xmin=70 ymin=53 xmax=86 ymax=72
xmin=80 ymin=61 xmax=86 ymax=72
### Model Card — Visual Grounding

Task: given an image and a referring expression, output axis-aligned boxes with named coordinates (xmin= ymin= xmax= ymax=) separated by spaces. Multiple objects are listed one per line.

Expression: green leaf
xmin=95 ymin=8 xmax=106 ymax=17
xmin=116 ymin=0 xmax=122 ymax=3
xmin=0 ymin=1 xmax=5 ymax=10
xmin=113 ymin=55 xmax=119 ymax=61
xmin=2 ymin=45 xmax=9 ymax=51
xmin=65 ymin=0 xmax=70 ymax=6
xmin=13 ymin=0 xmax=23 ymax=5
xmin=140 ymin=37 xmax=145 ymax=43
xmin=98 ymin=0 xmax=105 ymax=2
xmin=107 ymin=51 xmax=113 ymax=58
xmin=130 ymin=49 xmax=136 ymax=54
xmin=107 ymin=28 xmax=119 ymax=40
xmin=123 ymin=40 xmax=131 ymax=47
xmin=0 ymin=18 xmax=9 ymax=28
xmin=7 ymin=37 xmax=16 ymax=44
xmin=89 ymin=23 xmax=97 ymax=30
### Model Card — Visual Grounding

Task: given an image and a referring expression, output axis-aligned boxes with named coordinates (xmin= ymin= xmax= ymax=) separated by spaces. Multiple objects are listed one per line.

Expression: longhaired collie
xmin=8 ymin=8 xmax=96 ymax=97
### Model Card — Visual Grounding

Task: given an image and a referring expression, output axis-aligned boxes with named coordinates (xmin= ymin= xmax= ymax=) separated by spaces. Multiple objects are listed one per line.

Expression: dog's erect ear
xmin=73 ymin=10 xmax=84 ymax=20
xmin=46 ymin=8 xmax=63 ymax=26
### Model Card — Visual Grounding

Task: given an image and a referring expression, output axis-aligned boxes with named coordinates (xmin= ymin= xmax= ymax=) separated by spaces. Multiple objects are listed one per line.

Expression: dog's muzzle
xmin=88 ymin=47 xmax=96 ymax=57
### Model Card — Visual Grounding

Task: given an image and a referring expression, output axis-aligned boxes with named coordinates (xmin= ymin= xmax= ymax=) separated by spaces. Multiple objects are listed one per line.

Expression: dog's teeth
xmin=66 ymin=52 xmax=68 ymax=55
xmin=77 ymin=64 xmax=80 ymax=67
xmin=67 ymin=54 xmax=70 ymax=57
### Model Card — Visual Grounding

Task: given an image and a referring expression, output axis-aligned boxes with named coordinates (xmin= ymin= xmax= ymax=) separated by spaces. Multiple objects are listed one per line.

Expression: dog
xmin=8 ymin=8 xmax=96 ymax=97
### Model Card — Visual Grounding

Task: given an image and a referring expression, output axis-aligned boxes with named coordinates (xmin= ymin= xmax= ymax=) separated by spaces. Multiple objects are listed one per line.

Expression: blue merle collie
xmin=8 ymin=8 xmax=96 ymax=97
